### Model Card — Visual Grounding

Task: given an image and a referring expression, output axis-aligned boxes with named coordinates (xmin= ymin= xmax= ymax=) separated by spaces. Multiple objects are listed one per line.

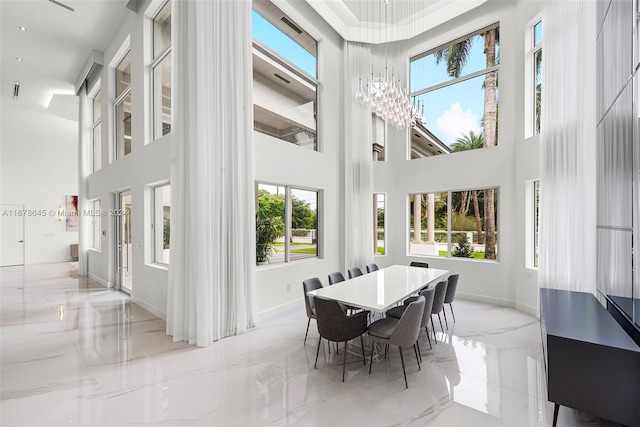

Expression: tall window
xmin=251 ymin=0 xmax=318 ymax=151
xmin=409 ymin=188 xmax=498 ymax=260
xmin=256 ymin=183 xmax=318 ymax=265
xmin=410 ymin=24 xmax=500 ymax=158
xmin=152 ymin=184 xmax=170 ymax=264
xmin=114 ymin=51 xmax=132 ymax=160
xmin=151 ymin=1 xmax=171 ymax=139
xmin=91 ymin=89 xmax=102 ymax=173
xmin=92 ymin=200 xmax=101 ymax=250
xmin=374 ymin=193 xmax=385 ymax=255
xmin=532 ymin=21 xmax=542 ymax=135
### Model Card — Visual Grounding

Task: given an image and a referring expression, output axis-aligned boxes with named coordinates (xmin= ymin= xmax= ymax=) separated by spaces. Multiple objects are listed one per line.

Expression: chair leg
xmin=369 ymin=339 xmax=375 ymax=374
xmin=304 ymin=318 xmax=311 ymax=345
xmin=413 ymin=343 xmax=421 ymax=370
xmin=314 ymin=337 xmax=322 ymax=368
xmin=425 ymin=325 xmax=433 ymax=349
xmin=399 ymin=346 xmax=408 ymax=389
xmin=431 ymin=317 xmax=438 ymax=344
xmin=342 ymin=341 xmax=348 ymax=382
xmin=437 ymin=313 xmax=444 ymax=332
xmin=416 ymin=339 xmax=422 ymax=363
xmin=360 ymin=335 xmax=366 ymax=366
xmin=449 ymin=303 xmax=456 ymax=322
xmin=442 ymin=309 xmax=449 ymax=329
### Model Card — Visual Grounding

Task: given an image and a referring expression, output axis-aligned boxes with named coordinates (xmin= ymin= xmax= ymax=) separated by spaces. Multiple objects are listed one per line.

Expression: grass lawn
xmin=377 ymin=247 xmax=385 ymax=255
xmin=291 ymin=247 xmax=318 ymax=254
xmin=438 ymin=250 xmax=486 ymax=259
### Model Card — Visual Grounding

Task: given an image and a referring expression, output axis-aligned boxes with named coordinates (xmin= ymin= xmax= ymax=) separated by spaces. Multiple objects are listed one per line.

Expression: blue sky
xmin=411 ymin=34 xmax=497 ymax=147
xmin=251 ymin=11 xmax=317 ymax=78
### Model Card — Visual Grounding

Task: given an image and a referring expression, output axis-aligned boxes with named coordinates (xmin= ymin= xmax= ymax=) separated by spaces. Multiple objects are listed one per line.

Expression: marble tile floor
xmin=0 ymin=262 xmax=622 ymax=426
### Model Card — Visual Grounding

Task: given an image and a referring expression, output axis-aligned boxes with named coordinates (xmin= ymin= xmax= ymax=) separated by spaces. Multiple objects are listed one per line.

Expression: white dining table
xmin=307 ymin=265 xmax=449 ymax=313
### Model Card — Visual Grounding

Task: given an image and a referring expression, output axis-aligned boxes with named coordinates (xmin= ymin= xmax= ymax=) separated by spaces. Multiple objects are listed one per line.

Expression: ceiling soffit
xmin=304 ymin=0 xmax=487 ymax=44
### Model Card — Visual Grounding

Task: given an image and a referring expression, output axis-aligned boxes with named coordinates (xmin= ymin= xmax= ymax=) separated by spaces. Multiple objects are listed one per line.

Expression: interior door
xmin=116 ymin=191 xmax=133 ymax=293
xmin=0 ymin=204 xmax=25 ymax=266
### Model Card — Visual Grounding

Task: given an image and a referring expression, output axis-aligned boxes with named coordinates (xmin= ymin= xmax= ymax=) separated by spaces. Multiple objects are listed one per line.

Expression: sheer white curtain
xmin=167 ymin=0 xmax=255 ymax=346
xmin=343 ymin=41 xmax=374 ymax=269
xmin=77 ymin=83 xmax=91 ymax=277
xmin=539 ymin=0 xmax=596 ymax=293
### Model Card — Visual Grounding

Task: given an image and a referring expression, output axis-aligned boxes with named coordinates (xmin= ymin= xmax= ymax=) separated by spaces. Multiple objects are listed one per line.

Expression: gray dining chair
xmin=431 ymin=279 xmax=449 ymax=340
xmin=313 ymin=296 xmax=370 ymax=382
xmin=348 ymin=267 xmax=363 ymax=279
xmin=386 ymin=286 xmax=436 ymax=352
xmin=409 ymin=261 xmax=429 ymax=268
xmin=444 ymin=273 xmax=460 ymax=323
xmin=365 ymin=263 xmax=379 ymax=273
xmin=328 ymin=271 xmax=345 ymax=285
xmin=302 ymin=277 xmax=323 ymax=345
xmin=368 ymin=296 xmax=425 ymax=388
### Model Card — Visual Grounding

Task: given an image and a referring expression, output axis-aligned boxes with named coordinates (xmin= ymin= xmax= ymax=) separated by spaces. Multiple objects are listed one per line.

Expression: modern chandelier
xmin=353 ymin=0 xmax=425 ymax=130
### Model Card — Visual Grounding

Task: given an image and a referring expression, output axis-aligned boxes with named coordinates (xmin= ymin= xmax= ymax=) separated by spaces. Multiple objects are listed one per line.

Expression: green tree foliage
xmin=163 ymin=217 xmax=170 ymax=250
xmin=451 ymin=130 xmax=484 ymax=152
xmin=257 ymin=189 xmax=316 ymax=230
xmin=291 ymin=197 xmax=316 ymax=229
xmin=452 ymin=233 xmax=474 ymax=258
xmin=377 ymin=208 xmax=384 ymax=228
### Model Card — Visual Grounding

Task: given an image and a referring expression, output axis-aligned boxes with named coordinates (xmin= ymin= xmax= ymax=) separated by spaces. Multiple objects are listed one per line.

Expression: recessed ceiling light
xmin=16 ymin=57 xmax=23 ymax=62
xmin=18 ymin=26 xmax=27 ymax=31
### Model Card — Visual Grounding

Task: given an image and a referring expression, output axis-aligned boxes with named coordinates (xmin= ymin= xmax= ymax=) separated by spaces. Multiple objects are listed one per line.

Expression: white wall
xmin=0 ymin=101 xmax=79 ymax=264
xmin=372 ymin=0 xmax=543 ymax=315
xmin=254 ymin=0 xmax=345 ymax=321
xmin=83 ymin=4 xmax=170 ymax=319
xmin=80 ymin=0 xmax=547 ymax=323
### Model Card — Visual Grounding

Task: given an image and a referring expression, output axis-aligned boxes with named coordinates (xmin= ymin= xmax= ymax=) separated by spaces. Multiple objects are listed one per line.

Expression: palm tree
xmin=452 ymin=131 xmax=485 ymax=245
xmin=451 ymin=130 xmax=483 ymax=151
xmin=434 ymin=28 xmax=499 ymax=259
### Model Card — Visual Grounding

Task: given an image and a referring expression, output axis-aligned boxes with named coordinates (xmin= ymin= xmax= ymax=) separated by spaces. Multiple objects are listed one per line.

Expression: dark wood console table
xmin=540 ymin=288 xmax=640 ymax=426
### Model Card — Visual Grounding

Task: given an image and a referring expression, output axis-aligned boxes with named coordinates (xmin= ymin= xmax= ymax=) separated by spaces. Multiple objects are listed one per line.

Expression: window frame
xmin=256 ymin=182 xmax=320 ymax=265
xmin=409 ymin=22 xmax=500 ymax=158
xmin=113 ymin=50 xmax=132 ymax=161
xmin=91 ymin=199 xmax=101 ymax=251
xmin=374 ymin=193 xmax=386 ymax=256
xmin=90 ymin=86 xmax=102 ymax=173
xmin=526 ymin=179 xmax=540 ymax=269
xmin=525 ymin=16 xmax=543 ymax=138
xmin=151 ymin=182 xmax=171 ymax=266
xmin=251 ymin=2 xmax=319 ymax=151
xmin=150 ymin=0 xmax=172 ymax=141
xmin=407 ymin=187 xmax=499 ymax=262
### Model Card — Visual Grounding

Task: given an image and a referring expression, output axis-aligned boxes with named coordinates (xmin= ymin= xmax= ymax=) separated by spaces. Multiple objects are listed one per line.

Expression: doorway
xmin=116 ymin=191 xmax=133 ymax=293
xmin=0 ymin=204 xmax=25 ymax=266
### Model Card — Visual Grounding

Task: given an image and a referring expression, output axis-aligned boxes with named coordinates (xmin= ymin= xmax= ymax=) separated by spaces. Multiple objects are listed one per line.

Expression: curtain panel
xmin=539 ymin=0 xmax=596 ymax=293
xmin=343 ymin=41 xmax=374 ymax=270
xmin=167 ymin=0 xmax=255 ymax=346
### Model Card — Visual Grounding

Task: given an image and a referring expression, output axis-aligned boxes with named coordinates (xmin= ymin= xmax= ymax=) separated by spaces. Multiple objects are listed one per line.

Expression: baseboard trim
xmin=88 ymin=273 xmax=109 ymax=287
xmin=515 ymin=301 xmax=538 ymax=317
xmin=254 ymin=298 xmax=301 ymax=324
xmin=457 ymin=292 xmax=516 ymax=307
xmin=132 ymin=296 xmax=166 ymax=321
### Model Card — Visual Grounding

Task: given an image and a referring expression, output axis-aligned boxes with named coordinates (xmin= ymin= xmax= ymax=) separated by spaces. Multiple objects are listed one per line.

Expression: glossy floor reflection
xmin=0 ymin=263 xmax=620 ymax=426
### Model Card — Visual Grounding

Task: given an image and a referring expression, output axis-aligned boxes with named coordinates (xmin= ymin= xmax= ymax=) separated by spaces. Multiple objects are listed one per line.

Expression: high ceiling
xmin=0 ymin=0 xmax=484 ymax=123
xmin=303 ymin=0 xmax=487 ymax=43
xmin=0 ymin=0 xmax=129 ymax=120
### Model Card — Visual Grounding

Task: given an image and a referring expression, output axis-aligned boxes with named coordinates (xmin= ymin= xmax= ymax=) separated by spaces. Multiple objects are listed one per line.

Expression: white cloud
xmin=435 ymin=103 xmax=481 ymax=145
